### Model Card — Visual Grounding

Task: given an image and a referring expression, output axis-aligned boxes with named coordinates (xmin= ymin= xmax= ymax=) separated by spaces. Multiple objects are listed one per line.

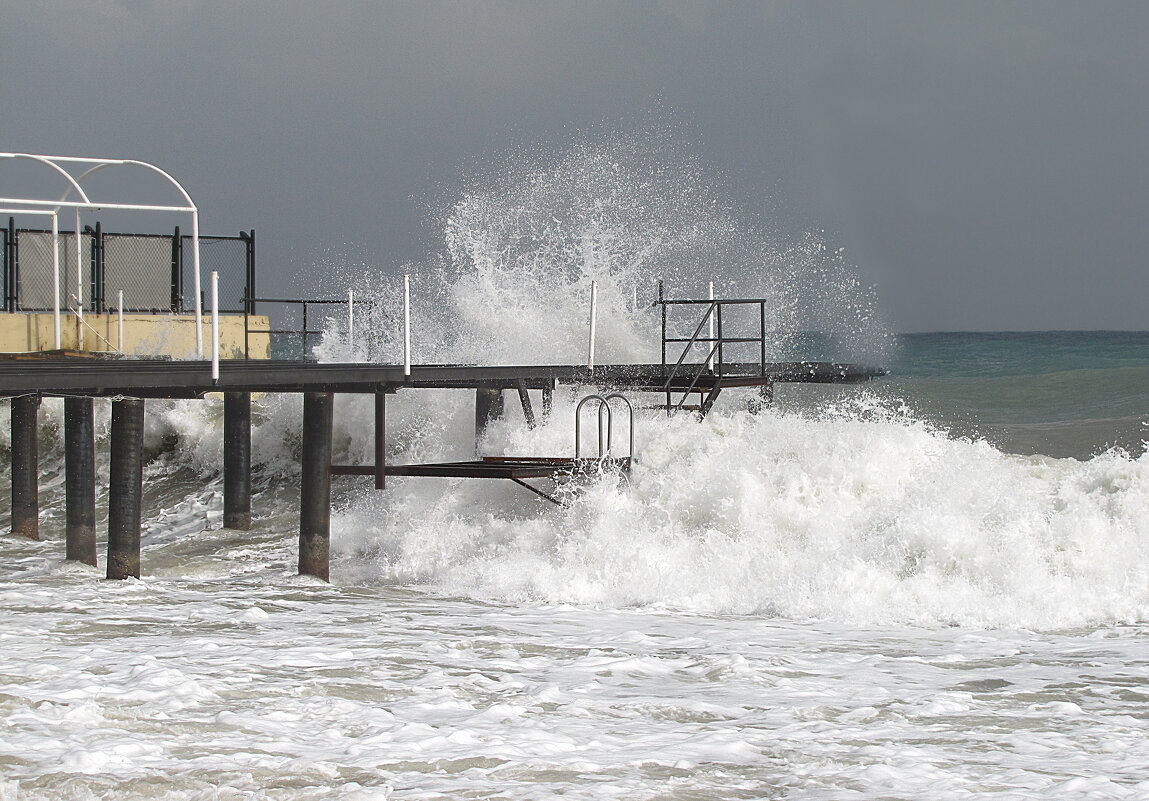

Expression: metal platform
xmin=333 ymin=455 xmax=632 ymax=504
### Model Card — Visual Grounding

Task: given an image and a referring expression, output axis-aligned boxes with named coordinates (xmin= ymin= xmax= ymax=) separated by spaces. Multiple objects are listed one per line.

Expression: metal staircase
xmin=655 ymin=282 xmax=773 ymax=416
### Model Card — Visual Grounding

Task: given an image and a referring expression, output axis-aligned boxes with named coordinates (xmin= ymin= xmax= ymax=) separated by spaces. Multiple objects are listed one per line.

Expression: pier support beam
xmin=64 ymin=397 xmax=97 ymax=566
xmin=107 ymin=398 xmax=144 ymax=580
xmin=475 ymin=388 xmax=504 ymax=449
xmin=10 ymin=396 xmax=41 ymax=540
xmin=223 ymin=391 xmax=252 ymax=530
xmin=299 ymin=392 xmax=333 ymax=581
xmin=374 ymin=391 xmax=386 ymax=490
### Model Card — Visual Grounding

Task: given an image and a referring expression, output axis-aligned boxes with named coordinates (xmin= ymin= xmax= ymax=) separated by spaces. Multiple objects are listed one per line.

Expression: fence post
xmin=90 ymin=222 xmax=104 ymax=314
xmin=5 ymin=217 xmax=15 ymax=312
xmin=246 ymin=229 xmax=256 ymax=316
xmin=170 ymin=225 xmax=182 ymax=312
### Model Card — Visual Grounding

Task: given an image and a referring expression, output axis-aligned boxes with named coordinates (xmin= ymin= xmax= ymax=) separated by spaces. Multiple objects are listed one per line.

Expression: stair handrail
xmin=656 ymin=290 xmax=773 ymax=414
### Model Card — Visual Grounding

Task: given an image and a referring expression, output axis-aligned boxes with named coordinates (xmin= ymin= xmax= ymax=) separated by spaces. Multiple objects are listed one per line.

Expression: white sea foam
xmin=320 ymin=388 xmax=1149 ymax=630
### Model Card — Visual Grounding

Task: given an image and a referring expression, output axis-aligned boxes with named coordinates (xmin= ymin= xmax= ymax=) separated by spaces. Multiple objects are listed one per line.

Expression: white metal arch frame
xmin=0 ymin=152 xmax=204 ymax=355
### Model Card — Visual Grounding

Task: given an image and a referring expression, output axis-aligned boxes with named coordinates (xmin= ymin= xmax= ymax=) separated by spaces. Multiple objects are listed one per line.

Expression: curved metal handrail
xmin=601 ymin=393 xmax=634 ymax=460
xmin=575 ymin=394 xmax=612 ymax=459
xmin=574 ymin=393 xmax=634 ymax=461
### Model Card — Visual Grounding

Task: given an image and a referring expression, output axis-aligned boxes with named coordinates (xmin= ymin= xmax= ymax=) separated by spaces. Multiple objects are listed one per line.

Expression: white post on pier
xmin=588 ymin=280 xmax=598 ymax=370
xmin=347 ymin=289 xmax=354 ymax=350
xmin=211 ymin=271 xmax=220 ymax=382
xmin=51 ymin=212 xmax=61 ymax=349
xmin=403 ymin=274 xmax=411 ymax=377
xmin=192 ymin=211 xmax=203 ymax=357
xmin=707 ymin=280 xmax=715 ymax=372
xmin=75 ymin=207 xmax=84 ymax=349
xmin=117 ymin=290 xmax=124 ymax=353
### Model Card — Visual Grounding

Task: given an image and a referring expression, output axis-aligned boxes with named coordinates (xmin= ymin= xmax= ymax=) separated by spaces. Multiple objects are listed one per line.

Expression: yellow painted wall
xmin=0 ymin=313 xmax=271 ymax=359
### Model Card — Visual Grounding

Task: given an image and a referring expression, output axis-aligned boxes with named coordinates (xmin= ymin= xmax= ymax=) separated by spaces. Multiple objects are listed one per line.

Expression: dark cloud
xmin=3 ymin=1 xmax=1146 ymax=331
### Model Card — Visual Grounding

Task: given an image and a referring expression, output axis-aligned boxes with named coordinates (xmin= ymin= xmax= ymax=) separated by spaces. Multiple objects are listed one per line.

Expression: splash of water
xmin=314 ymin=126 xmax=891 ymax=366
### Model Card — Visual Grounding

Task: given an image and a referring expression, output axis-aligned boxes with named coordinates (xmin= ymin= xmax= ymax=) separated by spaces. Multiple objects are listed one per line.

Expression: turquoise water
xmin=877 ymin=332 xmax=1149 ymax=459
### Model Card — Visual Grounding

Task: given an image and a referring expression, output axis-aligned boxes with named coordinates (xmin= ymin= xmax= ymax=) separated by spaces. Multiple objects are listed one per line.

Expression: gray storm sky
xmin=3 ymin=1 xmax=1147 ymax=332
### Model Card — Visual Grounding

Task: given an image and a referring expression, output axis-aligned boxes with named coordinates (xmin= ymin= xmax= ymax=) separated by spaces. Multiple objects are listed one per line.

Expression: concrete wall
xmin=0 ymin=312 xmax=271 ymax=359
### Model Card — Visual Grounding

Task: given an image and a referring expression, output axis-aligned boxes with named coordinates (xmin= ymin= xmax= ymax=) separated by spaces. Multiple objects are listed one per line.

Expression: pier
xmin=1 ymin=151 xmax=884 ymax=583
xmin=2 ymin=353 xmax=881 ymax=582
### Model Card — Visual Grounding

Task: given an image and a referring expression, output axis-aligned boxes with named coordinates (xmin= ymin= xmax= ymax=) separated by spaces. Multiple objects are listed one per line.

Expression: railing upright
xmin=301 ymin=301 xmax=309 ymax=357
xmin=716 ymin=302 xmax=723 ymax=377
xmin=659 ymin=280 xmax=668 ymax=410
xmin=760 ymin=301 xmax=766 ymax=375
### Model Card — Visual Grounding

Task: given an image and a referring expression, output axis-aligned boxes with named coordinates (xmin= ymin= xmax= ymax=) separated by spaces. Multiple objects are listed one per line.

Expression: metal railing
xmin=244 ymin=295 xmax=379 ymax=360
xmin=656 ymin=281 xmax=772 ymax=414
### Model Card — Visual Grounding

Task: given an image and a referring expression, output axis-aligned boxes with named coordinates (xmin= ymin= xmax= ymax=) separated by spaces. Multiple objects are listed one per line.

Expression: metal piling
xmin=10 ymin=396 xmax=40 ymax=540
xmin=107 ymin=398 xmax=144 ymax=579
xmin=299 ymin=392 xmax=333 ymax=581
xmin=64 ymin=397 xmax=97 ymax=565
xmin=223 ymin=391 xmax=252 ymax=530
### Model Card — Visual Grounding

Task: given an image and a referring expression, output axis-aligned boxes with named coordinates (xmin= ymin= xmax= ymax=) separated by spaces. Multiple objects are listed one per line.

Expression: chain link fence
xmin=186 ymin=234 xmax=251 ymax=314
xmin=10 ymin=230 xmax=92 ymax=312
xmin=104 ymin=232 xmax=174 ymax=311
xmin=2 ymin=222 xmax=253 ymax=314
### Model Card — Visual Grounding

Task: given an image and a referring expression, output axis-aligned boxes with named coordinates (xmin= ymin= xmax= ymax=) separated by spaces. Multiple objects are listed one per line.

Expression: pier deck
xmin=0 ymin=356 xmax=881 ymax=398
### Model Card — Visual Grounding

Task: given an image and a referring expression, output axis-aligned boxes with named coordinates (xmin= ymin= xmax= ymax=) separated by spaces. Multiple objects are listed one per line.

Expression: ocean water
xmin=2 ymin=136 xmax=1148 ymax=799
